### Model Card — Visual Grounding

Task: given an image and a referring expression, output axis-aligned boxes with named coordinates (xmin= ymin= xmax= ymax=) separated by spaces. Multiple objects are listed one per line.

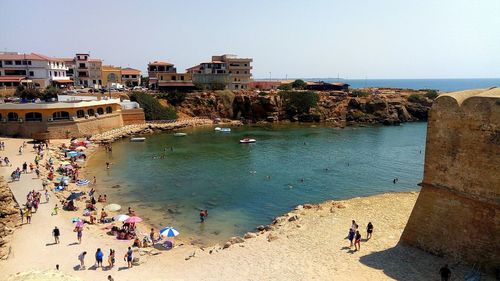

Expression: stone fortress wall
xmin=401 ymin=88 xmax=500 ymax=271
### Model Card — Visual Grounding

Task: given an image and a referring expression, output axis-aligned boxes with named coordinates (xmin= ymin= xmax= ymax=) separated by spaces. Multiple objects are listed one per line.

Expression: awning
xmin=158 ymin=82 xmax=195 ymax=87
xmin=0 ymin=76 xmax=25 ymax=82
xmin=52 ymin=79 xmax=74 ymax=84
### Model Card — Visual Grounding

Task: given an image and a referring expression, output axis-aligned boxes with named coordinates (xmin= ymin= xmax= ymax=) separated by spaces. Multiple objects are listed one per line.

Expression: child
xmin=354 ymin=230 xmax=361 ymax=251
xmin=52 ymin=204 xmax=59 ymax=216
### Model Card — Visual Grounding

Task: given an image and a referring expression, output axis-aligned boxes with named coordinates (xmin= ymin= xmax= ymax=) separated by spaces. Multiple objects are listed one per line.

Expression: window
xmin=76 ymin=110 xmax=85 ymax=118
xmin=97 ymin=107 xmax=104 ymax=115
xmin=29 ymin=71 xmax=34 ymax=77
xmin=229 ymin=71 xmax=232 ymax=74
xmin=244 ymin=71 xmax=247 ymax=74
xmin=244 ymin=64 xmax=247 ymax=66
xmin=5 ymin=70 xmax=26 ymax=76
xmin=105 ymin=106 xmax=112 ymax=114
xmin=87 ymin=108 xmax=95 ymax=116
xmin=79 ymin=63 xmax=85 ymax=68
xmin=172 ymin=76 xmax=176 ymax=81
xmin=93 ymin=80 xmax=96 ymax=84
xmin=5 ymin=61 xmax=13 ymax=65
xmin=52 ymin=111 xmax=70 ymax=120
xmin=25 ymin=112 xmax=42 ymax=122
xmin=22 ymin=61 xmax=28 ymax=65
xmin=15 ymin=60 xmax=22 ymax=65
xmin=28 ymin=61 xmax=31 ymax=65
xmin=181 ymin=76 xmax=184 ymax=81
xmin=236 ymin=71 xmax=239 ymax=74
xmin=7 ymin=112 xmax=19 ymax=121
xmin=49 ymin=71 xmax=52 ymax=76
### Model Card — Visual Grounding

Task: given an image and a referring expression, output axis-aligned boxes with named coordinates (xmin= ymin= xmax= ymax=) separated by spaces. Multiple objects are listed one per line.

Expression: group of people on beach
xmin=347 ymin=220 xmax=373 ymax=251
xmin=76 ymin=246 xmax=133 ymax=270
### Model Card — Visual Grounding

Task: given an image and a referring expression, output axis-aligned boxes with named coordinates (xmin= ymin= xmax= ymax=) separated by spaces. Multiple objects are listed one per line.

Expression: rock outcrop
xmin=0 ymin=179 xmax=20 ymax=260
xmin=174 ymin=90 xmax=432 ymax=125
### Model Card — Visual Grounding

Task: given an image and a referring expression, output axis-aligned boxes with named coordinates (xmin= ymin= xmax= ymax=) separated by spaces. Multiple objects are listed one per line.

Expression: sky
xmin=0 ymin=0 xmax=499 ymax=79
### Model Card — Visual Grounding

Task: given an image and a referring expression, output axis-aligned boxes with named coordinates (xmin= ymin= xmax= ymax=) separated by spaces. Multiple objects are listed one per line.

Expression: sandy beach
xmin=0 ymin=137 xmax=491 ymax=281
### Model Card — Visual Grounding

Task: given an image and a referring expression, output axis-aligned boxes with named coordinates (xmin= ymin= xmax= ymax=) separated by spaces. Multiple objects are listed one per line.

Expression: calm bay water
xmin=87 ymin=123 xmax=427 ymax=244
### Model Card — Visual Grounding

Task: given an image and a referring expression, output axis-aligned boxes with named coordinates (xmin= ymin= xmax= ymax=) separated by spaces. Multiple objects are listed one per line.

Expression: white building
xmin=0 ymin=52 xmax=70 ymax=88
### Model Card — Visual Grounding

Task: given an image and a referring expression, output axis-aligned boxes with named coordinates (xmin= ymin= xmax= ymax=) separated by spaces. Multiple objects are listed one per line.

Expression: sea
xmin=86 ymin=122 xmax=427 ymax=245
xmin=298 ymin=78 xmax=500 ymax=92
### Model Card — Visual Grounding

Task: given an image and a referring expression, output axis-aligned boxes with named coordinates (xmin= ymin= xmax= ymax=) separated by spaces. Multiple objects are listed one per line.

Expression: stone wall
xmin=0 ymin=179 xmax=19 ymax=259
xmin=401 ymin=88 xmax=500 ymax=271
xmin=121 ymin=109 xmax=146 ymax=125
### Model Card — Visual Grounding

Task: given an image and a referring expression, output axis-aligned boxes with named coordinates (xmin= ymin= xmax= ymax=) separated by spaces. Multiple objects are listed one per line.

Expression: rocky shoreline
xmin=0 ymin=179 xmax=20 ymax=260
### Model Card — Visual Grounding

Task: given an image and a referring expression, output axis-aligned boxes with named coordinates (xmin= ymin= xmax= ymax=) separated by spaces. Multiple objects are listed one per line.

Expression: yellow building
xmin=101 ymin=65 xmax=122 ymax=87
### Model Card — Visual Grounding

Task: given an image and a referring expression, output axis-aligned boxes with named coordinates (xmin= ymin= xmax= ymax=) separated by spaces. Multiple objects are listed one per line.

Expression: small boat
xmin=130 ymin=137 xmax=146 ymax=142
xmin=214 ymin=127 xmax=222 ymax=131
xmin=220 ymin=128 xmax=231 ymax=132
xmin=174 ymin=133 xmax=187 ymax=137
xmin=240 ymin=138 xmax=256 ymax=144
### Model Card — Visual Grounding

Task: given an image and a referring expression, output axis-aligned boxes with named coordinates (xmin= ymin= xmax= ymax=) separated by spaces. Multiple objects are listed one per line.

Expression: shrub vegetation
xmin=279 ymin=91 xmax=319 ymax=115
xmin=130 ymin=92 xmax=177 ymax=120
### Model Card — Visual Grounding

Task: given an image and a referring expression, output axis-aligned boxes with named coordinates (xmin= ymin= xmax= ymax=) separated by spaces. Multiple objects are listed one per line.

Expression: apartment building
xmin=73 ymin=53 xmax=102 ymax=88
xmin=101 ymin=65 xmax=122 ymax=87
xmin=0 ymin=52 xmax=70 ymax=88
xmin=121 ymin=68 xmax=141 ymax=86
xmin=188 ymin=54 xmax=252 ymax=90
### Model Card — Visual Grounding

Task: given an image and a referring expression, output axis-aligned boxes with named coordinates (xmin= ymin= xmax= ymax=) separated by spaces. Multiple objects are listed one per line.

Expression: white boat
xmin=174 ymin=133 xmax=187 ymax=137
xmin=130 ymin=137 xmax=146 ymax=142
xmin=239 ymin=138 xmax=256 ymax=144
xmin=220 ymin=128 xmax=231 ymax=132
xmin=214 ymin=127 xmax=222 ymax=131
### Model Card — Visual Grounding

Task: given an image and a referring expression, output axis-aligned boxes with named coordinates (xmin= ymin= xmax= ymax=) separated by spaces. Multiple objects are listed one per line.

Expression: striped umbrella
xmin=76 ymin=179 xmax=91 ymax=186
xmin=160 ymin=227 xmax=180 ymax=237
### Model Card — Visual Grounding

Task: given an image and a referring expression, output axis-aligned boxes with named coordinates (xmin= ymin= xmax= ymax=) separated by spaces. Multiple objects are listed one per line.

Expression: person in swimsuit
xmin=95 ymin=248 xmax=103 ymax=268
xmin=108 ymin=249 xmax=115 ymax=269
xmin=78 ymin=251 xmax=87 ymax=270
xmin=366 ymin=222 xmax=374 ymax=239
xmin=77 ymin=227 xmax=83 ymax=244
xmin=354 ymin=230 xmax=361 ymax=251
xmin=348 ymin=228 xmax=355 ymax=248
xmin=124 ymin=246 xmax=133 ymax=268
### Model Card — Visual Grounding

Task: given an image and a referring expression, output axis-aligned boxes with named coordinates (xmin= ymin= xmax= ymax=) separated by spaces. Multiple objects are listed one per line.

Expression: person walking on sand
xmin=366 ymin=222 xmax=374 ymax=240
xmin=124 ymin=246 xmax=133 ymax=268
xmin=108 ymin=249 xmax=115 ymax=269
xmin=53 ymin=226 xmax=60 ymax=244
xmin=25 ymin=207 xmax=32 ymax=224
xmin=45 ymin=190 xmax=50 ymax=203
xmin=76 ymin=226 xmax=83 ymax=244
xmin=439 ymin=264 xmax=451 ymax=281
xmin=354 ymin=230 xmax=361 ymax=251
xmin=78 ymin=251 xmax=87 ymax=270
xmin=95 ymin=248 xmax=104 ymax=268
xmin=52 ymin=204 xmax=59 ymax=216
xmin=348 ymin=227 xmax=355 ymax=248
xmin=19 ymin=208 xmax=24 ymax=224
xmin=22 ymin=162 xmax=27 ymax=174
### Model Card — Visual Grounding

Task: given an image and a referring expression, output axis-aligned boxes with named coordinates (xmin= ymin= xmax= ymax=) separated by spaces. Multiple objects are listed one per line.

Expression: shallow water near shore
xmin=86 ymin=122 xmax=426 ymax=245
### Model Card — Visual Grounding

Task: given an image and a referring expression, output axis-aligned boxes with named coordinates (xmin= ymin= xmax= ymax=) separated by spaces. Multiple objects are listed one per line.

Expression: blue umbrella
xmin=76 ymin=179 xmax=91 ymax=186
xmin=66 ymin=192 xmax=84 ymax=201
xmin=159 ymin=227 xmax=180 ymax=237
xmin=67 ymin=151 xmax=78 ymax=157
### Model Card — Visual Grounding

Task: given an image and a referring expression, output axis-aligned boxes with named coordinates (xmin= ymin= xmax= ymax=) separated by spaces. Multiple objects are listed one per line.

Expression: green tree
xmin=424 ymin=90 xmax=438 ymax=99
xmin=292 ymin=79 xmax=306 ymax=89
xmin=407 ymin=94 xmax=424 ymax=102
xmin=278 ymin=83 xmax=292 ymax=91
xmin=279 ymin=91 xmax=319 ymax=115
xmin=130 ymin=92 xmax=177 ymax=120
xmin=15 ymin=85 xmax=43 ymax=100
xmin=43 ymin=86 xmax=59 ymax=100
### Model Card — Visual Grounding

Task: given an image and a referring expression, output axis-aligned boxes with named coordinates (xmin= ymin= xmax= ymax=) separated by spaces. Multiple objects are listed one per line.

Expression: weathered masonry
xmin=401 ymin=88 xmax=500 ymax=271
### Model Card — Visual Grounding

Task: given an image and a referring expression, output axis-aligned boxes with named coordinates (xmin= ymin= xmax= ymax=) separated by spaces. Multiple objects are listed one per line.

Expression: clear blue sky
xmin=1 ymin=0 xmax=499 ymax=79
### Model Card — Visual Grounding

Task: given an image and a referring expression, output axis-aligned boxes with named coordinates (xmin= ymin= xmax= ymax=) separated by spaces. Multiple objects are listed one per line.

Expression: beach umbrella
xmin=56 ymin=176 xmax=70 ymax=181
xmin=124 ymin=216 xmax=143 ymax=223
xmin=75 ymin=146 xmax=87 ymax=150
xmin=105 ymin=203 xmax=121 ymax=211
xmin=60 ymin=161 xmax=71 ymax=165
xmin=76 ymin=179 xmax=91 ymax=186
xmin=66 ymin=192 xmax=84 ymax=201
xmin=67 ymin=151 xmax=78 ymax=157
xmin=113 ymin=214 xmax=130 ymax=222
xmin=71 ymin=217 xmax=80 ymax=223
xmin=160 ymin=227 xmax=180 ymax=237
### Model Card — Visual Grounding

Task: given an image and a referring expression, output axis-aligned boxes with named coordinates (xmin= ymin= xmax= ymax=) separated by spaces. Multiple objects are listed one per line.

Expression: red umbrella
xmin=124 ymin=216 xmax=143 ymax=223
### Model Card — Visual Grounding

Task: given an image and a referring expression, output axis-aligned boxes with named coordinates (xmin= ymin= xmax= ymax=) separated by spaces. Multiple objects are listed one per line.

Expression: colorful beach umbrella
xmin=113 ymin=214 xmax=130 ymax=222
xmin=67 ymin=151 xmax=78 ymax=157
xmin=160 ymin=227 xmax=179 ymax=237
xmin=105 ymin=203 xmax=121 ymax=211
xmin=124 ymin=216 xmax=143 ymax=223
xmin=75 ymin=146 xmax=87 ymax=150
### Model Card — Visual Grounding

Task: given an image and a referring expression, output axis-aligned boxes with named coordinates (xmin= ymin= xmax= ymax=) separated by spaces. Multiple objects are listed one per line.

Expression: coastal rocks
xmin=228 ymin=236 xmax=245 ymax=244
xmin=244 ymin=232 xmax=257 ymax=239
xmin=0 ymin=179 xmax=19 ymax=260
xmin=267 ymin=233 xmax=279 ymax=242
xmin=288 ymin=215 xmax=300 ymax=222
xmin=222 ymin=242 xmax=232 ymax=249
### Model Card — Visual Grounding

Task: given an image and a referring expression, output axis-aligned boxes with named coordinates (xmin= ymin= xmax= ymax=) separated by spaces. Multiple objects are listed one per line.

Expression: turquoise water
xmin=87 ymin=123 xmax=427 ymax=245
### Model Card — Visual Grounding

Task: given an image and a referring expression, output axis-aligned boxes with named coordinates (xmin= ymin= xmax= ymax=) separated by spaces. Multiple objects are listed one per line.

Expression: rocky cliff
xmin=0 ymin=179 xmax=19 ymax=259
xmin=174 ymin=89 xmax=432 ymax=125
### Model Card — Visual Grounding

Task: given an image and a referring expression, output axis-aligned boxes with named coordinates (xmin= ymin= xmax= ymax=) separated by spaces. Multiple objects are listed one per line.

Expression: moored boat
xmin=174 ymin=132 xmax=187 ymax=137
xmin=214 ymin=127 xmax=222 ymax=131
xmin=239 ymin=138 xmax=256 ymax=144
xmin=220 ymin=128 xmax=231 ymax=132
xmin=130 ymin=137 xmax=146 ymax=142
